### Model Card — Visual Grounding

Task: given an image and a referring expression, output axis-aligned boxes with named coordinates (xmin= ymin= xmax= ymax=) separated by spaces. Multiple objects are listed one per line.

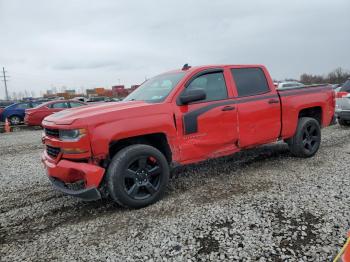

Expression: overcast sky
xmin=0 ymin=0 xmax=349 ymax=99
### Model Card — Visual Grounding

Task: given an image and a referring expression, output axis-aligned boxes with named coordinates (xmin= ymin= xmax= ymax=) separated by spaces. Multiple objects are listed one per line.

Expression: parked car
xmin=41 ymin=64 xmax=335 ymax=208
xmin=86 ymin=97 xmax=120 ymax=103
xmin=335 ymin=93 xmax=350 ymax=126
xmin=0 ymin=100 xmax=47 ymax=124
xmin=336 ymin=78 xmax=350 ymax=98
xmin=0 ymin=100 xmax=16 ymax=109
xmin=277 ymin=81 xmax=305 ymax=89
xmin=72 ymin=97 xmax=87 ymax=102
xmin=335 ymin=86 xmax=342 ymax=93
xmin=25 ymin=100 xmax=87 ymax=126
xmin=335 ymin=79 xmax=350 ymax=126
xmin=0 ymin=101 xmax=15 ymax=117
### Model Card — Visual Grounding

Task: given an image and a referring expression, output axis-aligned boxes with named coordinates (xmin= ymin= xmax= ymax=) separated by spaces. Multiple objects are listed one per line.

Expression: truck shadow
xmin=170 ymin=142 xmax=290 ymax=188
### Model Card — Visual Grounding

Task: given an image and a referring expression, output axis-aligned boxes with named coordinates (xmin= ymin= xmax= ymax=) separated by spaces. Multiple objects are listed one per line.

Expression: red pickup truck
xmin=41 ymin=64 xmax=335 ymax=208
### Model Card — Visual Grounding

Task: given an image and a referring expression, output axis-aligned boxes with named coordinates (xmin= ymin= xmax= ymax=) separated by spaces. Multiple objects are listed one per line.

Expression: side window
xmin=231 ymin=68 xmax=270 ymax=97
xmin=50 ymin=102 xmax=68 ymax=109
xmin=186 ymin=72 xmax=228 ymax=102
xmin=70 ymin=102 xmax=84 ymax=108
xmin=32 ymin=102 xmax=43 ymax=108
xmin=16 ymin=103 xmax=30 ymax=109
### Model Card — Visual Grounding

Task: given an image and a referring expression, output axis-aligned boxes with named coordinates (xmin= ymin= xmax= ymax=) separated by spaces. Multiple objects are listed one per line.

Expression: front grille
xmin=46 ymin=145 xmax=61 ymax=158
xmin=45 ymin=128 xmax=59 ymax=138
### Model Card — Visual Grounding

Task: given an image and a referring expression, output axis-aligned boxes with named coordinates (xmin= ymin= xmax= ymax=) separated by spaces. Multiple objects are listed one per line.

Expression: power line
xmin=2 ymin=67 xmax=9 ymax=100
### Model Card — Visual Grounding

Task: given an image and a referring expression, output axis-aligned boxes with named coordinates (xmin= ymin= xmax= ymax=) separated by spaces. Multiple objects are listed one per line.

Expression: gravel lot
xmin=0 ymin=126 xmax=349 ymax=261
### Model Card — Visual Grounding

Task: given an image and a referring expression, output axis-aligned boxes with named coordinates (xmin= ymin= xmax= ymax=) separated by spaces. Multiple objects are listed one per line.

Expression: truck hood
xmin=44 ymin=101 xmax=150 ymax=125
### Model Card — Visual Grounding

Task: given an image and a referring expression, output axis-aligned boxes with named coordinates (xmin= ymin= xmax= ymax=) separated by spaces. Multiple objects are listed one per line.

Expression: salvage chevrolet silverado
xmin=41 ymin=64 xmax=335 ymax=208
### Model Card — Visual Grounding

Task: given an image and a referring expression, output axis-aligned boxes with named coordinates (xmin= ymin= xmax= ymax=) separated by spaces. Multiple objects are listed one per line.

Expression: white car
xmin=277 ymin=81 xmax=305 ymax=89
xmin=335 ymin=79 xmax=350 ymax=126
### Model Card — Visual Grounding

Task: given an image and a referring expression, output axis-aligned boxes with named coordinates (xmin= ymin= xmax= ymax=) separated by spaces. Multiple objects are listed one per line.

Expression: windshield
xmin=124 ymin=72 xmax=185 ymax=103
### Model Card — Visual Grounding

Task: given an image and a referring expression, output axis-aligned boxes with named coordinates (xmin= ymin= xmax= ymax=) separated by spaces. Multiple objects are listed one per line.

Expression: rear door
xmin=230 ymin=67 xmax=281 ymax=148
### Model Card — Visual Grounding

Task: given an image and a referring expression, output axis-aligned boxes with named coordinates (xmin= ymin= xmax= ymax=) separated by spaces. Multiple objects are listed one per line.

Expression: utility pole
xmin=2 ymin=67 xmax=9 ymax=100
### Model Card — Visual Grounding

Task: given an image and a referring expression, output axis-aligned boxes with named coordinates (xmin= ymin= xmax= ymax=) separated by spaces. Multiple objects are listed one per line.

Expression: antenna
xmin=182 ymin=63 xmax=191 ymax=70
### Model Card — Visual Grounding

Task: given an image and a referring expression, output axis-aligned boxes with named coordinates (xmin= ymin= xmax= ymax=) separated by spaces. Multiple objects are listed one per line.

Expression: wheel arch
xmin=8 ymin=114 xmax=23 ymax=121
xmin=109 ymin=133 xmax=173 ymax=164
xmin=298 ymin=106 xmax=322 ymax=126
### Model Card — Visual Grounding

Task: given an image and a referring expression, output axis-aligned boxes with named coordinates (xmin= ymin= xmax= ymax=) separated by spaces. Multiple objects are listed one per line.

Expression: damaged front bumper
xmin=42 ymin=151 xmax=105 ymax=201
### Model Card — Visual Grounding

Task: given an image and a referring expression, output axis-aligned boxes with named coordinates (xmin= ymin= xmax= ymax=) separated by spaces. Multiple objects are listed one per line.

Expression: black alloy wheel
xmin=301 ymin=122 xmax=320 ymax=154
xmin=106 ymin=144 xmax=169 ymax=208
xmin=287 ymin=117 xmax=321 ymax=158
xmin=123 ymin=155 xmax=162 ymax=200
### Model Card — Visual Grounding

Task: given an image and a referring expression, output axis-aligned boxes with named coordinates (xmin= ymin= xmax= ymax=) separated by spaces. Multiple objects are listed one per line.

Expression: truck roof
xmin=164 ymin=64 xmax=265 ymax=75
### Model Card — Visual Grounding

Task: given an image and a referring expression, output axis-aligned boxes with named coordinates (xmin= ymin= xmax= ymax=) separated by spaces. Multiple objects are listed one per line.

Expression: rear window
xmin=50 ymin=102 xmax=68 ymax=108
xmin=340 ymin=80 xmax=350 ymax=92
xmin=231 ymin=68 xmax=270 ymax=97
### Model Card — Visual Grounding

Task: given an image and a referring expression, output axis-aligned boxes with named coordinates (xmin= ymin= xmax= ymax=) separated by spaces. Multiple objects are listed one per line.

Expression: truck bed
xmin=277 ymin=84 xmax=334 ymax=139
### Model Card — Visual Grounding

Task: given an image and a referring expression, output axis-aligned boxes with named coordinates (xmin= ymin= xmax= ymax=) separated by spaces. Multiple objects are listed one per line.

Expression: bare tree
xmin=300 ymin=67 xmax=350 ymax=85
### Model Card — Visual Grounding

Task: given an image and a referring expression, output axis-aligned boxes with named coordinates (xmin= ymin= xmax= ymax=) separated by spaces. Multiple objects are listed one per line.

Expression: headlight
xmin=59 ymin=128 xmax=87 ymax=141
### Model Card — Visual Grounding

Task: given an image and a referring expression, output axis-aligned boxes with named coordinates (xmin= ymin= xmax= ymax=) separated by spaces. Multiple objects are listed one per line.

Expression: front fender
xmin=89 ymin=113 xmax=177 ymax=158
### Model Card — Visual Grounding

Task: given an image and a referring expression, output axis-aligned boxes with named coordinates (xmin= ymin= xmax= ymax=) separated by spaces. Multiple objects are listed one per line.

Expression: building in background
xmin=66 ymin=89 xmax=76 ymax=96
xmin=95 ymin=88 xmax=105 ymax=96
xmin=86 ymin=89 xmax=96 ymax=97
xmin=112 ymin=85 xmax=128 ymax=97
xmin=43 ymin=83 xmax=140 ymax=100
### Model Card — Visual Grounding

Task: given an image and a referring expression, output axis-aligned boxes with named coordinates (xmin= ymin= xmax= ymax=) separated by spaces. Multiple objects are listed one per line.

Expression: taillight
xmin=337 ymin=92 xmax=348 ymax=98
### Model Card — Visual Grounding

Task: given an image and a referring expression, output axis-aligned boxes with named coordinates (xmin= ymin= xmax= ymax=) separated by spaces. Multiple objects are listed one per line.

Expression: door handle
xmin=222 ymin=106 xmax=235 ymax=111
xmin=268 ymin=99 xmax=279 ymax=104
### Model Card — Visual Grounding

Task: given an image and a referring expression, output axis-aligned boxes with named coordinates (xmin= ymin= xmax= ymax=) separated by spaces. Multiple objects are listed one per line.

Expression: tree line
xmin=299 ymin=67 xmax=350 ymax=85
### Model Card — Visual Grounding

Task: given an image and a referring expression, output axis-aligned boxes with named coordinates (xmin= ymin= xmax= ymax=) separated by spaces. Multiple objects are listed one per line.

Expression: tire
xmin=288 ymin=117 xmax=321 ymax=158
xmin=338 ymin=118 xmax=350 ymax=126
xmin=106 ymin=144 xmax=170 ymax=208
xmin=9 ymin=115 xmax=22 ymax=125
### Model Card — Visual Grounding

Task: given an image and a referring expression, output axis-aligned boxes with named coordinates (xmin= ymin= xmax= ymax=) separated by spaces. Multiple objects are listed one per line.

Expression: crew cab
xmin=41 ymin=64 xmax=335 ymax=208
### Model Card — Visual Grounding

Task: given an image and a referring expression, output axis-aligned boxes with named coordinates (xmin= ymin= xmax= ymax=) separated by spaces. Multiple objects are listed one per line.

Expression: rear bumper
xmin=41 ymin=151 xmax=105 ymax=201
xmin=25 ymin=115 xmax=41 ymax=126
xmin=336 ymin=110 xmax=350 ymax=121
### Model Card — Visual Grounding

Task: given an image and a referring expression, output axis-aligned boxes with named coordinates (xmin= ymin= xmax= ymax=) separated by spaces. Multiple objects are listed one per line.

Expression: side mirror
xmin=178 ymin=88 xmax=206 ymax=105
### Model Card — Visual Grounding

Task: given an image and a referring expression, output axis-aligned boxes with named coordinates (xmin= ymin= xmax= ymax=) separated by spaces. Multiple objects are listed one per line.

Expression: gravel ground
xmin=0 ymin=126 xmax=349 ymax=261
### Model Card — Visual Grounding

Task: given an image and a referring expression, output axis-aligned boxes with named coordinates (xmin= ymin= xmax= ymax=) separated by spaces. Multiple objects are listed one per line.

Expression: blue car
xmin=0 ymin=101 xmax=47 ymax=125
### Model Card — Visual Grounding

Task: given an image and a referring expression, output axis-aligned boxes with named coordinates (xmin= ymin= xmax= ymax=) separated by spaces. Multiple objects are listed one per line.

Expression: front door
xmin=176 ymin=70 xmax=239 ymax=163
